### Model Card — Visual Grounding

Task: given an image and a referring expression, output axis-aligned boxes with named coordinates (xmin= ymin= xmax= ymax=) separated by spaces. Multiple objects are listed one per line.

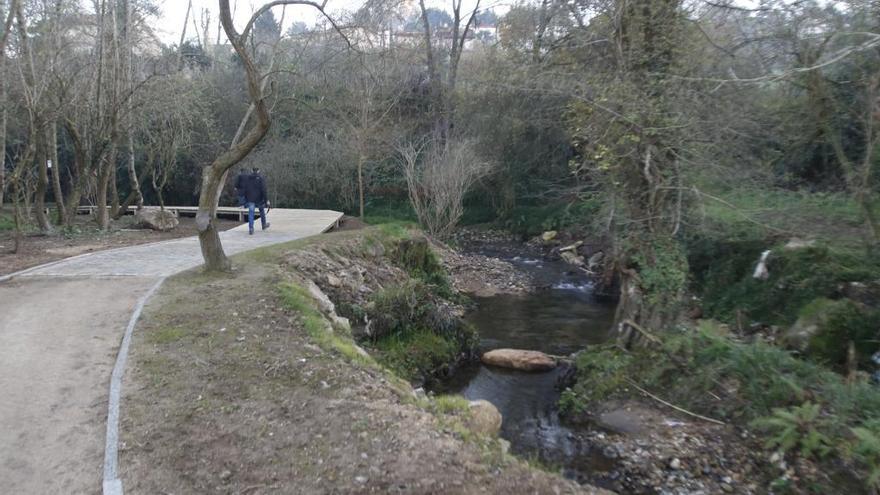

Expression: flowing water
xmin=435 ymin=254 xmax=619 ymax=481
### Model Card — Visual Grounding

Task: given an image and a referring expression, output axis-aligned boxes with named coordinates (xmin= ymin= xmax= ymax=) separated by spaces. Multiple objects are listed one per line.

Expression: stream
xmin=434 ymin=253 xmax=619 ymax=482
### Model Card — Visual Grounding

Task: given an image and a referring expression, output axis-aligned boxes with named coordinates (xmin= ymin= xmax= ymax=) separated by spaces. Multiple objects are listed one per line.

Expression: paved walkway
xmin=0 ymin=209 xmax=343 ymax=494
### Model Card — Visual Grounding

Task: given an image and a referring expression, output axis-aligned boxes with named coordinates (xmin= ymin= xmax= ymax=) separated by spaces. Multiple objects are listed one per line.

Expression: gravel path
xmin=0 ymin=209 xmax=342 ymax=494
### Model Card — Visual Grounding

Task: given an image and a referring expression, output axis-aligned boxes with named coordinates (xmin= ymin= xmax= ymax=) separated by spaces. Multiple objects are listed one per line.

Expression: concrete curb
xmin=102 ymin=277 xmax=166 ymax=495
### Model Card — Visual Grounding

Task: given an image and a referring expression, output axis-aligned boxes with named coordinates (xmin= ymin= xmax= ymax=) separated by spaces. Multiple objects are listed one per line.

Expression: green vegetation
xmin=146 ymin=326 xmax=186 ymax=345
xmin=853 ymin=422 xmax=880 ymax=489
xmin=502 ymin=200 xmax=599 ymax=239
xmin=365 ymin=279 xmax=476 ymax=382
xmin=751 ymin=402 xmax=832 ymax=459
xmin=796 ymin=298 xmax=880 ymax=369
xmin=691 ymin=240 xmax=880 ymax=326
xmin=278 ymin=282 xmax=377 ymax=367
xmin=0 ymin=212 xmax=13 ymax=231
xmin=560 ymin=321 xmax=880 ymax=490
xmin=389 ymin=236 xmax=456 ymax=298
xmin=362 ymin=199 xmax=418 ymax=226
xmin=374 ymin=328 xmax=460 ymax=381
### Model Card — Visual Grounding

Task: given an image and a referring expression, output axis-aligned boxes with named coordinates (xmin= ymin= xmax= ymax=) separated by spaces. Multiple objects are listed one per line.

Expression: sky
xmin=152 ymin=0 xmax=506 ymax=44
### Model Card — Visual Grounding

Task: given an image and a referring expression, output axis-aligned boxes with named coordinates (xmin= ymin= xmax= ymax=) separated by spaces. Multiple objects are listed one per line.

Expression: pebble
xmin=669 ymin=458 xmax=682 ymax=470
xmin=355 ymin=476 xmax=368 ymax=484
xmin=720 ymin=482 xmax=734 ymax=492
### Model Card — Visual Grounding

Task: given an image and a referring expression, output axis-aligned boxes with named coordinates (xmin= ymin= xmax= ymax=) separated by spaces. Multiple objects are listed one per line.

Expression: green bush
xmin=374 ymin=328 xmax=460 ymax=380
xmin=751 ymin=402 xmax=832 ymax=459
xmin=559 ymin=348 xmax=633 ymax=416
xmin=689 ymin=237 xmax=880 ymax=326
xmin=503 ymin=200 xmax=599 ymax=238
xmin=560 ymin=323 xmax=880 ymax=491
xmin=365 ymin=280 xmax=476 ymax=382
xmin=799 ymin=298 xmax=880 ymax=369
xmin=853 ymin=421 xmax=880 ymax=489
xmin=390 ymin=236 xmax=452 ymax=295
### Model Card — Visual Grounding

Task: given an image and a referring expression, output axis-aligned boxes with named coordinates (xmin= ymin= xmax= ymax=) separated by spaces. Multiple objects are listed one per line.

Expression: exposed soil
xmin=120 ymin=233 xmax=611 ymax=495
xmin=566 ymin=400 xmax=769 ymax=494
xmin=331 ymin=215 xmax=368 ymax=231
xmin=0 ymin=215 xmax=238 ymax=276
xmin=0 ymin=276 xmax=159 ymax=494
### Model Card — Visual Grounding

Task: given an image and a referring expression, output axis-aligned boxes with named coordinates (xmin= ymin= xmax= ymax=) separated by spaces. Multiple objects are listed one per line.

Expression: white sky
xmin=152 ymin=0 xmax=508 ymax=44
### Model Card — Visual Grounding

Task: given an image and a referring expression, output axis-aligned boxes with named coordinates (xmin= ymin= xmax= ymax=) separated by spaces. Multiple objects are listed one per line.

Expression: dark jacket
xmin=235 ymin=172 xmax=268 ymax=205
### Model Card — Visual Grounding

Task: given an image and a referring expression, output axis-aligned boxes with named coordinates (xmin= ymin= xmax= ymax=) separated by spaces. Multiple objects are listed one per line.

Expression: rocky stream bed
xmin=436 ymin=228 xmax=789 ymax=495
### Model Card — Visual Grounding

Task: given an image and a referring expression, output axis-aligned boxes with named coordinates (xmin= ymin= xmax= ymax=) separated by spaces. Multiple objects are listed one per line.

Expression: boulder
xmin=780 ymin=298 xmax=843 ymax=353
xmin=560 ymin=250 xmax=585 ymax=267
xmin=481 ymin=348 xmax=557 ymax=371
xmin=135 ymin=207 xmax=178 ymax=231
xmin=466 ymin=400 xmax=502 ymax=436
xmin=541 ymin=230 xmax=558 ymax=242
xmin=587 ymin=251 xmax=605 ymax=271
xmin=559 ymin=241 xmax=584 ymax=253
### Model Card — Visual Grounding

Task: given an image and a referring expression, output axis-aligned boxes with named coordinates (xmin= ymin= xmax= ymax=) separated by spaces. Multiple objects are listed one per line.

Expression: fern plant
xmin=751 ymin=402 xmax=832 ymax=459
xmin=853 ymin=421 xmax=880 ymax=489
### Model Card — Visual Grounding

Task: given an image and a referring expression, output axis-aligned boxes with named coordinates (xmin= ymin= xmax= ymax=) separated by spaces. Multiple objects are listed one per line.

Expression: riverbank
xmin=119 ymin=227 xmax=610 ymax=494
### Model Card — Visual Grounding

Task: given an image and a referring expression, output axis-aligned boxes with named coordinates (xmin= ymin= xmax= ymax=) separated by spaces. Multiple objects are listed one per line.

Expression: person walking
xmin=240 ymin=167 xmax=270 ymax=235
xmin=233 ymin=169 xmax=249 ymax=208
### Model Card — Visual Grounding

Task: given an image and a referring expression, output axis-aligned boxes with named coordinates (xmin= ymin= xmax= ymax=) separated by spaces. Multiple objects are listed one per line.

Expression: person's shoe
xmin=249 ymin=228 xmax=254 ymax=235
xmin=262 ymin=222 xmax=271 ymax=231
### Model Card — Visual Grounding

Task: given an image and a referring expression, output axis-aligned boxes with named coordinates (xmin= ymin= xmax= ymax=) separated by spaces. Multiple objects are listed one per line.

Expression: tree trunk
xmin=196 ymin=164 xmax=230 ymax=271
xmin=96 ymin=147 xmax=115 ymax=230
xmin=124 ymin=0 xmax=142 ymax=212
xmin=34 ymin=131 xmax=52 ymax=232
xmin=357 ymin=151 xmax=365 ymax=219
xmin=47 ymin=121 xmax=67 ymax=224
xmin=0 ymin=56 xmax=6 ymax=212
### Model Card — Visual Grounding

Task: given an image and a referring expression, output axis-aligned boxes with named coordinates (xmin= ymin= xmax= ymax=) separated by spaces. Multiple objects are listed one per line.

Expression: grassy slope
xmin=120 ymin=229 xmax=605 ymax=494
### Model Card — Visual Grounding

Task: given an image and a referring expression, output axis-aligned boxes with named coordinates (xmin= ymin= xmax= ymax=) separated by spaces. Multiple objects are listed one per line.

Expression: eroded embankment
xmin=119 ymin=227 xmax=610 ymax=494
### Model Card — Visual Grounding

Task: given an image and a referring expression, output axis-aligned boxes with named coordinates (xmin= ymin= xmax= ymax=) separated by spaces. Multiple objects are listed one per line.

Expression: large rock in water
xmin=135 ymin=207 xmax=178 ymax=231
xmin=481 ymin=349 xmax=557 ymax=371
xmin=466 ymin=400 xmax=502 ymax=436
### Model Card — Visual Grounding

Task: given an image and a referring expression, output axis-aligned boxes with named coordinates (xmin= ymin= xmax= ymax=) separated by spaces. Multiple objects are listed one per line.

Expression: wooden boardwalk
xmin=75 ymin=205 xmax=265 ymax=222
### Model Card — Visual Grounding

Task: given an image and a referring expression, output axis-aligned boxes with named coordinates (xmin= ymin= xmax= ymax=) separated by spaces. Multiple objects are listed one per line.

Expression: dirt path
xmin=0 ymin=209 xmax=343 ymax=494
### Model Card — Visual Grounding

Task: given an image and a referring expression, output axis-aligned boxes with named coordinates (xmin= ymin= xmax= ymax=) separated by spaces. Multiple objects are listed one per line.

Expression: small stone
xmin=721 ymin=482 xmax=734 ymax=492
xmin=219 ymin=470 xmax=232 ymax=481
xmin=669 ymin=458 xmax=682 ymax=470
xmin=355 ymin=476 xmax=368 ymax=484
xmin=499 ymin=439 xmax=511 ymax=455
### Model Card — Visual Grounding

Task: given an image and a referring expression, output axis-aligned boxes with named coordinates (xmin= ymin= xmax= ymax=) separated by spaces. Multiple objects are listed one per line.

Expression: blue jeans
xmin=247 ymin=202 xmax=267 ymax=232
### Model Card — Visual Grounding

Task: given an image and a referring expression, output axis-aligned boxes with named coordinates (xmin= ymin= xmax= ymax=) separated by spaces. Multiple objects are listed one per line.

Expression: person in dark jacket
xmin=239 ymin=167 xmax=271 ymax=235
xmin=233 ymin=170 xmax=248 ymax=208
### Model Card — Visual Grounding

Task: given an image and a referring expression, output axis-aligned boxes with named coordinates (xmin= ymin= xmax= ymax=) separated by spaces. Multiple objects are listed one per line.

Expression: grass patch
xmin=432 ymin=394 xmax=471 ymax=415
xmin=147 ymin=326 xmax=186 ymax=345
xmin=0 ymin=211 xmax=14 ymax=231
xmin=373 ymin=328 xmax=460 ymax=381
xmin=561 ymin=321 xmax=880 ymax=491
xmin=278 ymin=282 xmax=376 ymax=368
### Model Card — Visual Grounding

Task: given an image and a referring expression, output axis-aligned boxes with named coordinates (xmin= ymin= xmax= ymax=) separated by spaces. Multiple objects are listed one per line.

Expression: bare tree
xmin=418 ymin=0 xmax=480 ymax=141
xmin=400 ymin=138 xmax=492 ymax=238
xmin=0 ymin=0 xmax=14 ymax=212
xmin=195 ymin=0 xmax=347 ymax=271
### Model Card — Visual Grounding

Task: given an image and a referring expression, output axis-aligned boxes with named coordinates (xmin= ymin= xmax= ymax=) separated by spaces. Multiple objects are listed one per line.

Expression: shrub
xmin=853 ymin=421 xmax=880 ymax=489
xmin=751 ymin=402 xmax=832 ymax=459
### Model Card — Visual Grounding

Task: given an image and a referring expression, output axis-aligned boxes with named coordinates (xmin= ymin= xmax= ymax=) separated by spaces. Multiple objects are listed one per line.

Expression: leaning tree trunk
xmin=196 ymin=164 xmax=230 ymax=271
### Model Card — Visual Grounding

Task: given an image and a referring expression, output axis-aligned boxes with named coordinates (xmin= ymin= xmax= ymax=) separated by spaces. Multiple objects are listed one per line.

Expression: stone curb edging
xmin=102 ymin=277 xmax=166 ymax=495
